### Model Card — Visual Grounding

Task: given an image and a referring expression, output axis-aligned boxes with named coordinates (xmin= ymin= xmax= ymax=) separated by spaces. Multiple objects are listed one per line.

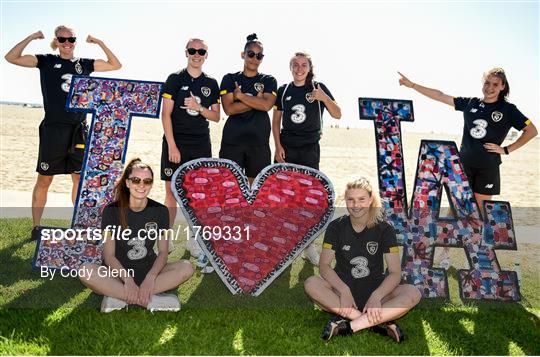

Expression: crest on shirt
xmin=366 ymin=241 xmax=378 ymax=255
xmin=164 ymin=168 xmax=173 ymax=177
xmin=74 ymin=60 xmax=83 ymax=75
xmin=201 ymin=86 xmax=211 ymax=97
xmin=491 ymin=111 xmax=503 ymax=122
xmin=145 ymin=222 xmax=158 ymax=232
xmin=306 ymin=92 xmax=315 ymax=103
xmin=40 ymin=162 xmax=49 ymax=171
xmin=254 ymin=82 xmax=264 ymax=93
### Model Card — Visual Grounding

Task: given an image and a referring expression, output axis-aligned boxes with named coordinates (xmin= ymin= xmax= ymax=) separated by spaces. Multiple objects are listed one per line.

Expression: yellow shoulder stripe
xmin=75 ymin=144 xmax=85 ymax=149
xmin=272 ymin=105 xmax=277 ymax=110
xmin=389 ymin=246 xmax=399 ymax=253
xmin=525 ymin=119 xmax=532 ymax=126
xmin=220 ymin=90 xmax=227 ymax=95
xmin=272 ymin=91 xmax=277 ymax=96
xmin=162 ymin=93 xmax=172 ymax=99
xmin=217 ymin=99 xmax=221 ymax=104
xmin=322 ymin=243 xmax=333 ymax=250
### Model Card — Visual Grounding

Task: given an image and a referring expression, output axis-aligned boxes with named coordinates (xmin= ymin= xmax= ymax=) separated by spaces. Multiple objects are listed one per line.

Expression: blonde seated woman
xmin=79 ymin=158 xmax=194 ymax=312
xmin=304 ymin=178 xmax=421 ymax=342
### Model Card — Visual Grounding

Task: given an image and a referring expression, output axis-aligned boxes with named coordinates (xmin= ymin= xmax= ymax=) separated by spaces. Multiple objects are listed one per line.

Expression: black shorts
xmin=161 ymin=137 xmax=212 ymax=181
xmin=463 ymin=164 xmax=501 ymax=195
xmin=36 ymin=121 xmax=87 ymax=175
xmin=279 ymin=142 xmax=320 ymax=170
xmin=348 ymin=277 xmax=385 ymax=310
xmin=219 ymin=143 xmax=271 ymax=178
xmin=120 ymin=255 xmax=157 ymax=286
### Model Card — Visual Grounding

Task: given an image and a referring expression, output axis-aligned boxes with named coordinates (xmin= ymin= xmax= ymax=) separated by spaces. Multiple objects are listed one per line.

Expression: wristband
xmin=503 ymin=146 xmax=509 ymax=155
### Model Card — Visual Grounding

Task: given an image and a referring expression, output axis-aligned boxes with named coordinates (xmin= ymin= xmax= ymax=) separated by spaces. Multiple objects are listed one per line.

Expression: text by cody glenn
xmin=41 ymin=265 xmax=134 ymax=281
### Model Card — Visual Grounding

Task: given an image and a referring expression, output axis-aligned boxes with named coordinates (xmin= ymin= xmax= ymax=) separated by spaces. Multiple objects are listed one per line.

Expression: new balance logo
xmin=285 ymin=96 xmax=291 ymax=101
xmin=181 ymin=86 xmax=189 ymax=90
xmin=54 ymin=64 xmax=62 ymax=69
xmin=470 ymin=108 xmax=478 ymax=113
xmin=485 ymin=184 xmax=494 ymax=189
xmin=342 ymin=245 xmax=351 ymax=251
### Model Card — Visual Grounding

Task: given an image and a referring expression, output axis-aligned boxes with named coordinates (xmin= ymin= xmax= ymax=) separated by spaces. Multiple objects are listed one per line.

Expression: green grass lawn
xmin=1 ymin=218 xmax=539 ymax=355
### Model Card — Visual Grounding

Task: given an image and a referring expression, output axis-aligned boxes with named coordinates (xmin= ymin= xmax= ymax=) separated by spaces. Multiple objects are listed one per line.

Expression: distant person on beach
xmin=4 ymin=26 xmax=122 ymax=237
xmin=160 ymin=37 xmax=220 ymax=260
xmin=272 ymin=51 xmax=342 ymax=266
xmin=304 ymin=178 xmax=421 ymax=342
xmin=79 ymin=158 xmax=194 ymax=313
xmin=219 ymin=33 xmax=277 ymax=184
xmin=398 ymin=69 xmax=538 ymax=269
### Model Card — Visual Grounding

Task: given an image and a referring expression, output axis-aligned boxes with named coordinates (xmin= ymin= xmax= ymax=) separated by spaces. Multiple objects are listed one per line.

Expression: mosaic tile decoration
xmin=359 ymin=97 xmax=520 ymax=301
xmin=172 ymin=159 xmax=335 ymax=296
xmin=32 ymin=76 xmax=163 ymax=271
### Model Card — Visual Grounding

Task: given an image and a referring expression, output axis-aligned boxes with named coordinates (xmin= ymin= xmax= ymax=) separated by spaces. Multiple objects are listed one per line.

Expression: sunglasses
xmin=246 ymin=50 xmax=264 ymax=60
xmin=128 ymin=177 xmax=153 ymax=186
xmin=57 ymin=36 xmax=77 ymax=43
xmin=187 ymin=48 xmax=207 ymax=56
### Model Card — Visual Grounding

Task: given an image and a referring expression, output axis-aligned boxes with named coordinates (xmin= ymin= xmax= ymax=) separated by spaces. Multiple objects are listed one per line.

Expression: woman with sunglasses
xmin=272 ymin=52 xmax=342 ymax=266
xmin=4 ymin=26 xmax=121 ymax=238
xmin=79 ymin=158 xmax=195 ymax=312
xmin=398 ymin=69 xmax=537 ymax=269
xmin=160 ymin=38 xmax=220 ymax=259
xmin=219 ymin=33 xmax=277 ymax=182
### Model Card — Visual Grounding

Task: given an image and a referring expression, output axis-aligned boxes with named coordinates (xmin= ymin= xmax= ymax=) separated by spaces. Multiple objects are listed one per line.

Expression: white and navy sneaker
xmin=147 ymin=293 xmax=181 ymax=312
xmin=100 ymin=296 xmax=127 ymax=313
xmin=302 ymin=243 xmax=320 ymax=266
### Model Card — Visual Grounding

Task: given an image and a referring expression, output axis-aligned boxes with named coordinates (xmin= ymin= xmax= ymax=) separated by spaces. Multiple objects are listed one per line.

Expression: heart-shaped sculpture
xmin=172 ymin=159 xmax=335 ymax=296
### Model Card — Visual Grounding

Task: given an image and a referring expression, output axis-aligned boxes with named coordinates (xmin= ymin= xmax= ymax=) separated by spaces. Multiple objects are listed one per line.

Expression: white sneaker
xmin=196 ymin=253 xmax=215 ymax=274
xmin=100 ymin=296 xmax=127 ymax=313
xmin=147 ymin=293 xmax=181 ymax=312
xmin=302 ymin=243 xmax=320 ymax=266
xmin=186 ymin=236 xmax=202 ymax=258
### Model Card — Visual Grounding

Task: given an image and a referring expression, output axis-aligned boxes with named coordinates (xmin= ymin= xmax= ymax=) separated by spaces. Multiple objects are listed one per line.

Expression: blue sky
xmin=1 ymin=1 xmax=538 ymax=134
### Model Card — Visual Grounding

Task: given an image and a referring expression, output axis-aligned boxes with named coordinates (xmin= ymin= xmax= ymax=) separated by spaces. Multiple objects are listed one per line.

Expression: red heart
xmin=173 ymin=159 xmax=335 ymax=296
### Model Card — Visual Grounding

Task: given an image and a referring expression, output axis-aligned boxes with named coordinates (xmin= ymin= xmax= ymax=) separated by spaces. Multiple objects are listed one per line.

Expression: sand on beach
xmin=1 ymin=103 xmax=539 ymax=226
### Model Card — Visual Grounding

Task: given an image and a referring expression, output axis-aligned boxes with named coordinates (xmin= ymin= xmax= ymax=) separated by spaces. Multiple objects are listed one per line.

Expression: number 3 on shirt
xmin=127 ymin=238 xmax=147 ymax=260
xmin=470 ymin=119 xmax=488 ymax=139
xmin=291 ymin=104 xmax=306 ymax=124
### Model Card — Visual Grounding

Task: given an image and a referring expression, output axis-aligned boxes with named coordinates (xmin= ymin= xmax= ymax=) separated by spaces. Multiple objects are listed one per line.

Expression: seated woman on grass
xmin=79 ymin=158 xmax=194 ymax=312
xmin=304 ymin=178 xmax=421 ymax=342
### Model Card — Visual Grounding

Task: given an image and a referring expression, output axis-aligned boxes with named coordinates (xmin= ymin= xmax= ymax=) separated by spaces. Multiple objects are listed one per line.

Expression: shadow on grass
xmin=1 ymin=218 xmax=539 ymax=355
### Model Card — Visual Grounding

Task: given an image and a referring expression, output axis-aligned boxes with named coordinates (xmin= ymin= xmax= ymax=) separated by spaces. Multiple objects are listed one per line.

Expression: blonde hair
xmin=345 ymin=177 xmax=383 ymax=228
xmin=185 ymin=38 xmax=207 ymax=49
xmin=50 ymin=25 xmax=75 ymax=50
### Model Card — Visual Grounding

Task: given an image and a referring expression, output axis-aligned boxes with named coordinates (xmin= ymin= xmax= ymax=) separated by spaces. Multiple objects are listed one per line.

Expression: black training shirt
xmin=275 ymin=81 xmax=334 ymax=147
xmin=220 ymin=72 xmax=277 ymax=146
xmin=323 ymin=215 xmax=398 ymax=285
xmin=454 ymin=97 xmax=530 ymax=168
xmin=36 ymin=54 xmax=94 ymax=125
xmin=162 ymin=69 xmax=220 ymax=145
xmin=101 ymin=198 xmax=169 ymax=269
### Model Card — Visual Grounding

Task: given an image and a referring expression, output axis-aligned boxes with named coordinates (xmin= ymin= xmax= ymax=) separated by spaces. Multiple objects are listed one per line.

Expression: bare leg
xmin=349 ymin=284 xmax=421 ymax=332
xmin=164 ymin=182 xmax=177 ymax=228
xmin=304 ymin=276 xmax=363 ymax=320
xmin=153 ymin=260 xmax=194 ymax=293
xmin=78 ymin=263 xmax=126 ymax=300
xmin=32 ymin=174 xmax=54 ymax=227
xmin=70 ymin=173 xmax=80 ymax=205
xmin=474 ymin=193 xmax=491 ymax=216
